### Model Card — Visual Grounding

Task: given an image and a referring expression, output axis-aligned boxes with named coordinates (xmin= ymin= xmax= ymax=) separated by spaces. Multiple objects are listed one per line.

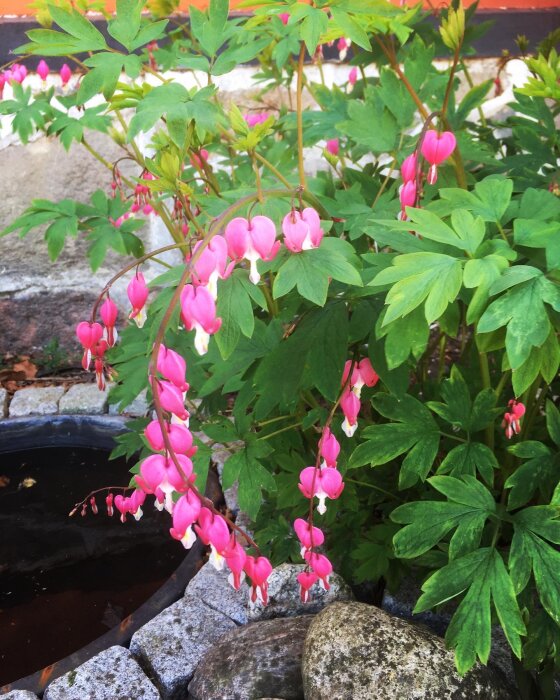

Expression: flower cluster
xmin=502 ymin=399 xmax=526 ymax=439
xmin=398 ymin=129 xmax=457 ymax=221
xmin=294 ymin=427 xmax=343 ymax=602
xmin=0 ymin=60 xmax=73 ymax=98
xmin=73 ymin=205 xmax=328 ymax=606
xmin=340 ymin=358 xmax=379 ymax=437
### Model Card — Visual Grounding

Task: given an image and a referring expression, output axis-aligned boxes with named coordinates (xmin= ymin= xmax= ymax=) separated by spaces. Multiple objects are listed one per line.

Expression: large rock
xmin=0 ymin=692 xmax=39 ymax=699
xmin=42 ymin=646 xmax=159 ymax=700
xmin=302 ymin=602 xmax=517 ymax=700
xmin=188 ymin=615 xmax=312 ymax=700
xmin=248 ymin=563 xmax=354 ymax=622
xmin=382 ymin=576 xmax=515 ymax=685
xmin=129 ymin=596 xmax=236 ymax=700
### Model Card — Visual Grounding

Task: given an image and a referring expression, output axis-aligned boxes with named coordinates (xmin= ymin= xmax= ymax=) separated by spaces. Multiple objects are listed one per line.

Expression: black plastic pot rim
xmin=0 ymin=414 xmax=208 ymax=698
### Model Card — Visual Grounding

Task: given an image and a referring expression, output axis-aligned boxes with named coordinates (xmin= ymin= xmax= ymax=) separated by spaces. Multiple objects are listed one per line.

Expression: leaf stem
xmin=296 ymin=42 xmax=307 ymax=189
xmin=257 ymin=423 xmax=302 ymax=440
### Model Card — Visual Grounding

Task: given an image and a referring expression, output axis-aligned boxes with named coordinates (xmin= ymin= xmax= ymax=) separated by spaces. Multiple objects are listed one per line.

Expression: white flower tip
xmin=209 ymin=547 xmax=226 ymax=571
xmin=181 ymin=526 xmax=196 ymax=549
xmin=194 ymin=329 xmax=210 ymax=356
xmin=341 ymin=419 xmax=357 ymax=438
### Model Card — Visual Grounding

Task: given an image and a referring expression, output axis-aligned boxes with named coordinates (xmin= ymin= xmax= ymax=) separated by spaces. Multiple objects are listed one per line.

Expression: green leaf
xmin=453 ymin=79 xmax=493 ymax=124
xmin=79 ymin=53 xmax=124 ymax=103
xmin=337 ymin=92 xmax=398 ymax=152
xmin=512 ymin=507 xmax=560 ymax=626
xmin=392 ymin=475 xmax=495 ymax=559
xmin=221 ymin=440 xmax=276 ymax=519
xmin=546 ymin=400 xmax=560 ymax=448
xmin=470 ymin=177 xmax=514 ymax=223
xmin=439 ymin=176 xmax=513 ymax=223
xmin=107 ymin=0 xmax=143 ymax=51
xmin=478 ymin=275 xmax=560 ymax=369
xmin=307 ymin=302 xmax=349 ymax=401
xmin=50 ymin=5 xmax=107 ymax=50
xmin=215 ymin=270 xmax=255 ymax=359
xmin=383 ymin=306 xmax=429 ymax=369
xmin=505 ymin=441 xmax=556 ymax=510
xmin=330 ymin=7 xmax=371 ymax=50
xmin=438 ymin=442 xmax=498 ymax=485
xmin=45 ymin=215 xmax=77 ymax=260
xmin=513 ymin=218 xmax=560 ymax=271
xmin=350 ymin=393 xmax=439 ymax=488
xmin=372 ymin=252 xmax=463 ymax=325
xmin=273 ymin=241 xmax=361 ymax=306
xmin=415 ymin=548 xmax=525 ymax=674
xmin=463 ymin=255 xmax=510 ymax=324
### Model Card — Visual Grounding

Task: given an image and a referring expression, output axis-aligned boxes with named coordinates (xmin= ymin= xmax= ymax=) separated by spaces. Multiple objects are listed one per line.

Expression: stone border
xmin=0 ymin=383 xmax=148 ymax=420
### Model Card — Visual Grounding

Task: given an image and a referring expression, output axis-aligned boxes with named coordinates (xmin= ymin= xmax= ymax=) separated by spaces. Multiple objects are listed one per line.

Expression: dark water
xmin=0 ymin=446 xmax=185 ymax=685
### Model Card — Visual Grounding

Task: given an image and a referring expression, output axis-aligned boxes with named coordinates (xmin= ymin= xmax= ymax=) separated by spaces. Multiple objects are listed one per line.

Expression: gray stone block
xmin=42 ymin=646 xmax=160 ymax=700
xmin=247 ymin=563 xmax=354 ymax=622
xmin=129 ymin=597 xmax=236 ymax=700
xmin=9 ymin=386 xmax=65 ymax=417
xmin=0 ymin=387 xmax=7 ymax=417
xmin=184 ymin=562 xmax=249 ymax=625
xmin=59 ymin=382 xmax=108 ymax=415
xmin=0 ymin=691 xmax=39 ymax=699
xmin=109 ymin=389 xmax=149 ymax=417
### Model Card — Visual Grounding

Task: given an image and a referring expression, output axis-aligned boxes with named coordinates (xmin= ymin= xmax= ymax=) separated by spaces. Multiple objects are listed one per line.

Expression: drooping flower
xmin=195 ymin=507 xmax=231 ymax=570
xmin=340 ymin=388 xmax=361 ymax=438
xmin=114 ymin=489 xmax=146 ymax=523
xmin=154 ymin=379 xmax=190 ymax=422
xmin=157 ymin=344 xmax=189 ymax=393
xmin=37 ymin=59 xmax=49 ymax=82
xmin=145 ymin=420 xmax=196 ymax=456
xmin=224 ymin=536 xmax=247 ymax=590
xmin=244 ymin=555 xmax=273 ymax=604
xmin=342 ymin=358 xmax=379 ymax=398
xmin=282 ymin=208 xmax=323 ymax=253
xmin=293 ymin=518 xmax=325 ymax=557
xmin=225 ymin=215 xmax=280 ymax=284
xmin=9 ymin=64 xmax=27 ymax=83
xmin=100 ymin=297 xmax=118 ymax=347
xmin=245 ymin=113 xmax=270 ymax=128
xmin=502 ymin=399 xmax=526 ymax=439
xmin=189 ymin=235 xmax=234 ymax=299
xmin=399 ymin=181 xmax=417 ymax=221
xmin=320 ymin=427 xmax=340 ymax=468
xmin=105 ymin=492 xmax=114 ymax=517
xmin=135 ymin=453 xmax=192 ymax=512
xmin=337 ymin=37 xmax=350 ymax=61
xmin=76 ymin=321 xmax=104 ymax=371
xmin=170 ymin=490 xmax=201 ymax=548
xmin=298 ymin=466 xmax=344 ymax=515
xmin=305 ymin=551 xmax=333 ymax=590
xmin=297 ymin=571 xmax=319 ymax=603
xmin=400 ymin=152 xmax=418 ymax=183
xmin=127 ymin=272 xmax=149 ymax=328
xmin=190 ymin=149 xmax=209 ymax=169
xmin=92 ymin=338 xmax=110 ymax=390
xmin=348 ymin=66 xmax=358 ymax=86
xmin=60 ymin=63 xmax=72 ymax=86
xmin=180 ymin=284 xmax=222 ymax=356
xmin=326 ymin=138 xmax=339 ymax=157
xmin=278 ymin=12 xmax=290 ymax=25
xmin=421 ymin=130 xmax=457 ymax=185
